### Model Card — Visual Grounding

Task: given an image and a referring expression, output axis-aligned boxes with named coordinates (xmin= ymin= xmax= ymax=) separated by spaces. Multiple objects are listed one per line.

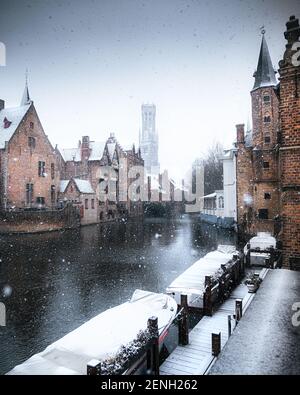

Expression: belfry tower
xmin=139 ymin=104 xmax=159 ymax=174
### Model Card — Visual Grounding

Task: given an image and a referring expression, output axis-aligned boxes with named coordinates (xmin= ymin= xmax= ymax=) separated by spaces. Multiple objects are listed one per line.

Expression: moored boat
xmin=7 ymin=290 xmax=177 ymax=375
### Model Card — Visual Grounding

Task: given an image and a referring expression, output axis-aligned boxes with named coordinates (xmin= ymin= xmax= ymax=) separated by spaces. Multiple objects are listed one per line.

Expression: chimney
xmin=0 ymin=99 xmax=4 ymax=111
xmin=236 ymin=124 xmax=245 ymax=145
xmin=81 ymin=136 xmax=90 ymax=161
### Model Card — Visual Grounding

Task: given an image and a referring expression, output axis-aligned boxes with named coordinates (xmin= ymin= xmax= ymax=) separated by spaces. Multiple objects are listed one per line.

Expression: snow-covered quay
xmin=210 ymin=269 xmax=300 ymax=375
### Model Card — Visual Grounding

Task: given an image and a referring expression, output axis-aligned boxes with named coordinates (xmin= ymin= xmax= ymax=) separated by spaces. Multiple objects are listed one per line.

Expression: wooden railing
xmin=203 ymin=254 xmax=245 ymax=316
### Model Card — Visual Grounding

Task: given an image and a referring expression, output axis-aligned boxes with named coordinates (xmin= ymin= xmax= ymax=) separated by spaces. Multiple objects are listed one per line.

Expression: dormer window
xmin=3 ymin=117 xmax=11 ymax=129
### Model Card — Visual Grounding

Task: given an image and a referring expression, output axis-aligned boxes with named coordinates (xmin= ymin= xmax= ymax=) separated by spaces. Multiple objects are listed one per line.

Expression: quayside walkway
xmin=209 ymin=268 xmax=300 ymax=375
xmin=160 ymin=269 xmax=268 ymax=375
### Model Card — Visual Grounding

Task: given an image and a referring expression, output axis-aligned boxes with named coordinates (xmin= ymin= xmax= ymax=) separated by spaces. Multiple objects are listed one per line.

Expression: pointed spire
xmin=21 ymin=70 xmax=32 ymax=106
xmin=246 ymin=115 xmax=252 ymax=133
xmin=252 ymin=31 xmax=277 ymax=91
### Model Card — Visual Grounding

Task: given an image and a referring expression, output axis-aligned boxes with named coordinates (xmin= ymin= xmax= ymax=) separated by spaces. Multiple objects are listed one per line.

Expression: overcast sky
xmin=0 ymin=0 xmax=299 ymax=178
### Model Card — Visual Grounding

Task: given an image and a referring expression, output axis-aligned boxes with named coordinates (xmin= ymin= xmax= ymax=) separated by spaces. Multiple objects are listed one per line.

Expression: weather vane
xmin=260 ymin=25 xmax=266 ymax=35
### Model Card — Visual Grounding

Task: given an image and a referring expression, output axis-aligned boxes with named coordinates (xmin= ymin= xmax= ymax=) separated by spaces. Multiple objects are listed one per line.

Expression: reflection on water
xmin=0 ymin=216 xmax=236 ymax=374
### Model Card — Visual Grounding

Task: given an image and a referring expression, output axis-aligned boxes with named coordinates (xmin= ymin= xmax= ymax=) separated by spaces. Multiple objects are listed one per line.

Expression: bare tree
xmin=192 ymin=141 xmax=223 ymax=196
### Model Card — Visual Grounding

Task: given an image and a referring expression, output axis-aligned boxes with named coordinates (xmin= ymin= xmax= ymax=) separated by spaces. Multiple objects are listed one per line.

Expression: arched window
xmin=218 ymin=196 xmax=224 ymax=209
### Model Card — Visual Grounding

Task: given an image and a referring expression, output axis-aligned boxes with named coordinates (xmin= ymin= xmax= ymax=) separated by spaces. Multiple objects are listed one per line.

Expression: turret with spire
xmin=251 ymin=29 xmax=279 ymax=149
xmin=252 ymin=30 xmax=277 ymax=91
xmin=21 ymin=70 xmax=32 ymax=106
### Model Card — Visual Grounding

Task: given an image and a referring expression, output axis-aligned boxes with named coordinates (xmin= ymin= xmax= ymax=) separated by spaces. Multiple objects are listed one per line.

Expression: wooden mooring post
xmin=212 ymin=332 xmax=221 ymax=357
xmin=147 ymin=316 xmax=160 ymax=375
xmin=235 ymin=299 xmax=243 ymax=322
xmin=178 ymin=294 xmax=189 ymax=346
xmin=87 ymin=359 xmax=101 ymax=375
xmin=227 ymin=315 xmax=232 ymax=338
xmin=203 ymin=276 xmax=213 ymax=316
xmin=246 ymin=243 xmax=251 ymax=267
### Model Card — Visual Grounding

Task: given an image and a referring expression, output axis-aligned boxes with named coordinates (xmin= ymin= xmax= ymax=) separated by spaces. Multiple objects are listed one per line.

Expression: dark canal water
xmin=0 ymin=216 xmax=236 ymax=374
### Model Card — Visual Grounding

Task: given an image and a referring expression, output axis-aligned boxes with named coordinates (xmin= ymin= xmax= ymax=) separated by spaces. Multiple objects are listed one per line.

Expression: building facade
xmin=58 ymin=133 xmax=144 ymax=222
xmin=0 ymin=85 xmax=60 ymax=210
xmin=278 ymin=16 xmax=300 ymax=268
xmin=59 ymin=178 xmax=98 ymax=225
xmin=139 ymin=104 xmax=159 ymax=174
xmin=236 ymin=16 xmax=300 ymax=268
xmin=221 ymin=148 xmax=237 ymax=222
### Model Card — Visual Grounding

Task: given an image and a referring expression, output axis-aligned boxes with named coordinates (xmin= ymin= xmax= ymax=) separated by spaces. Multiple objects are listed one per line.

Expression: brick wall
xmin=251 ymin=87 xmax=279 ymax=149
xmin=2 ymin=105 xmax=60 ymax=209
xmin=278 ymin=16 xmax=300 ymax=267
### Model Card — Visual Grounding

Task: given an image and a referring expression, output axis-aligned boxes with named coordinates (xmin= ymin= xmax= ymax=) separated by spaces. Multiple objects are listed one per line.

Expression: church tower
xmin=139 ymin=104 xmax=159 ymax=174
xmin=250 ymin=31 xmax=280 ymax=231
xmin=236 ymin=31 xmax=280 ymax=237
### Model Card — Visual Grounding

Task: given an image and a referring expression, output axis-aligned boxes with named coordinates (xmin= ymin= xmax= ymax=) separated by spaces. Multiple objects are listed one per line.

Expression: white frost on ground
xmin=7 ymin=290 xmax=177 ymax=375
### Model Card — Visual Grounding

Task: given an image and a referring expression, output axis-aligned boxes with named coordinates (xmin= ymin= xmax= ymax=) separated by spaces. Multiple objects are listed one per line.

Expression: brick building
xmin=236 ymin=16 xmax=300 ymax=268
xmin=0 ymin=84 xmax=60 ymax=210
xmin=59 ymin=178 xmax=98 ymax=225
xmin=58 ymin=133 xmax=144 ymax=222
xmin=278 ymin=16 xmax=300 ymax=268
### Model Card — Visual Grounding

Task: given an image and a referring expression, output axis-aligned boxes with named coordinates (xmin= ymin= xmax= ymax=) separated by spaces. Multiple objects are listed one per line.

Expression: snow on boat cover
xmin=244 ymin=232 xmax=276 ymax=253
xmin=166 ymin=245 xmax=238 ymax=308
xmin=243 ymin=232 xmax=276 ymax=266
xmin=7 ymin=290 xmax=177 ymax=375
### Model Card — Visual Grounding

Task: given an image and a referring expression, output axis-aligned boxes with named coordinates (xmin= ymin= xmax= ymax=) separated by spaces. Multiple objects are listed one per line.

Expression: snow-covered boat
xmin=166 ymin=245 xmax=239 ymax=309
xmin=244 ymin=232 xmax=277 ymax=267
xmin=7 ymin=290 xmax=177 ymax=375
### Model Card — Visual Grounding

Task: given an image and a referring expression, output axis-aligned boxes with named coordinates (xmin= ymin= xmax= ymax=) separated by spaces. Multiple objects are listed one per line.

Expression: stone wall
xmin=0 ymin=204 xmax=80 ymax=234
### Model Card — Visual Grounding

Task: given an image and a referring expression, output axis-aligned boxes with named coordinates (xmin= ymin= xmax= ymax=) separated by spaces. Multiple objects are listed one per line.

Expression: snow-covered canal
xmin=0 ymin=216 xmax=235 ymax=374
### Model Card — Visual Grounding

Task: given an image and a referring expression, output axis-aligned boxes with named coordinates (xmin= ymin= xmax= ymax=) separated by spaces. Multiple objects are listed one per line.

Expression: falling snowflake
xmin=2 ymin=285 xmax=12 ymax=298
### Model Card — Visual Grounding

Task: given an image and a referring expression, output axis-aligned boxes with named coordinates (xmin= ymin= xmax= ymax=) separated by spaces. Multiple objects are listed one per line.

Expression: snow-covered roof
xmin=59 ymin=180 xmax=70 ymax=193
xmin=74 ymin=179 xmax=94 ymax=194
xmin=61 ymin=148 xmax=81 ymax=162
xmin=89 ymin=141 xmax=106 ymax=161
xmin=0 ymin=104 xmax=31 ymax=149
xmin=60 ymin=141 xmax=106 ymax=162
xmin=60 ymin=179 xmax=95 ymax=194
